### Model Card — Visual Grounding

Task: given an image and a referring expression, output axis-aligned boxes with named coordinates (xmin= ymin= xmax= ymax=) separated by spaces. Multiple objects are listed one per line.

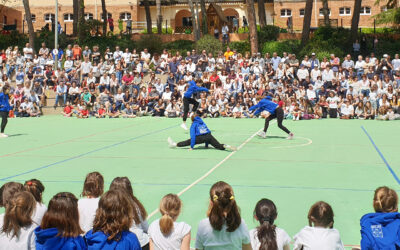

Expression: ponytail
xmin=159 ymin=194 xmax=181 ymax=236
xmin=24 ymin=179 xmax=45 ymax=203
xmin=254 ymin=199 xmax=278 ymax=250
xmin=159 ymin=214 xmax=174 ymax=235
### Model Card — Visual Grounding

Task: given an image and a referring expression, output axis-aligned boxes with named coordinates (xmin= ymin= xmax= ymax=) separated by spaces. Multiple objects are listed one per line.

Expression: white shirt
xmin=297 ymin=68 xmax=309 ymax=81
xmin=293 ymin=226 xmax=344 ymax=250
xmin=195 ymin=218 xmax=251 ymax=250
xmin=81 ymin=61 xmax=92 ymax=74
xmin=148 ymin=219 xmax=191 ymax=250
xmin=32 ymin=202 xmax=47 ymax=225
xmin=327 ymin=96 xmax=339 ymax=109
xmin=0 ymin=214 xmax=37 ymax=250
xmin=249 ymin=227 xmax=291 ymax=250
xmin=23 ymin=47 xmax=33 ymax=59
xmin=341 ymin=104 xmax=354 ymax=115
xmin=78 ymin=197 xmax=100 ymax=233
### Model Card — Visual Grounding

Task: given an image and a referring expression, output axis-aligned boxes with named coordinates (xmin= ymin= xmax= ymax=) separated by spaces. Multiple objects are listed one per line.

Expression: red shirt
xmin=122 ymin=75 xmax=134 ymax=85
xmin=98 ymin=108 xmax=106 ymax=115
xmin=64 ymin=106 xmax=73 ymax=114
xmin=210 ymin=75 xmax=219 ymax=83
xmin=80 ymin=109 xmax=89 ymax=116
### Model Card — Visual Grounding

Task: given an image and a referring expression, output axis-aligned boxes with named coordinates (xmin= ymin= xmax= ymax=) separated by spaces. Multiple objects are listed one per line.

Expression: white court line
xmin=271 ymin=136 xmax=313 ymax=149
xmin=146 ymin=122 xmax=275 ymax=219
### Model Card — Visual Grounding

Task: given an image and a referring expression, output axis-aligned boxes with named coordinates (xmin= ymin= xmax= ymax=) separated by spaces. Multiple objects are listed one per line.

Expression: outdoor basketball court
xmin=0 ymin=117 xmax=399 ymax=248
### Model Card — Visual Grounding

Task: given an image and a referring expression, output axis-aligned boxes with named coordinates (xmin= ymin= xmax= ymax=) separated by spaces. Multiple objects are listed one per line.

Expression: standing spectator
xmin=72 ymin=44 xmax=82 ymax=60
xmin=222 ymin=23 xmax=229 ymax=45
xmin=118 ymin=18 xmax=123 ymax=34
xmin=108 ymin=16 xmax=114 ymax=33
xmin=242 ymin=16 xmax=248 ymax=32
xmin=126 ymin=19 xmax=132 ymax=34
xmin=232 ymin=15 xmax=239 ymax=33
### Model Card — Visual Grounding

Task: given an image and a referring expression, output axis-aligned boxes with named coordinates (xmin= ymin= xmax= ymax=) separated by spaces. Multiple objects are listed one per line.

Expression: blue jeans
xmin=361 ymin=89 xmax=370 ymax=97
xmin=116 ymin=71 xmax=123 ymax=85
xmin=55 ymin=94 xmax=67 ymax=106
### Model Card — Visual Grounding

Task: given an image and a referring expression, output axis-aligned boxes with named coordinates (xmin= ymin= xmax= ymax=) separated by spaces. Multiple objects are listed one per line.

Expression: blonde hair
xmin=159 ymin=194 xmax=181 ymax=235
xmin=373 ymin=186 xmax=398 ymax=213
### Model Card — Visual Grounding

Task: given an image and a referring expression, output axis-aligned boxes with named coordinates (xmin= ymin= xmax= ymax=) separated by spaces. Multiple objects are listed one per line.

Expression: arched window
xmin=119 ymin=12 xmax=131 ymax=21
xmin=299 ymin=8 xmax=305 ymax=17
xmin=63 ymin=13 xmax=73 ymax=22
xmin=280 ymin=9 xmax=292 ymax=17
xmin=84 ymin=13 xmax=93 ymax=20
xmin=182 ymin=17 xmax=192 ymax=26
xmin=24 ymin=14 xmax=36 ymax=22
xmin=339 ymin=7 xmax=351 ymax=16
xmin=319 ymin=8 xmax=331 ymax=16
xmin=44 ymin=13 xmax=55 ymax=22
xmin=360 ymin=6 xmax=371 ymax=15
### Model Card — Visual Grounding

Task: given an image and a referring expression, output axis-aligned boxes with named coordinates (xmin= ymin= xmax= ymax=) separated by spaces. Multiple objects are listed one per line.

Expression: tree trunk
xmin=195 ymin=0 xmax=201 ymax=37
xmin=143 ymin=0 xmax=152 ymax=34
xmin=73 ymin=0 xmax=79 ymax=35
xmin=78 ymin=0 xmax=85 ymax=42
xmin=156 ymin=0 xmax=162 ymax=34
xmin=200 ymin=0 xmax=207 ymax=35
xmin=246 ymin=0 xmax=258 ymax=53
xmin=188 ymin=0 xmax=199 ymax=41
xmin=101 ymin=0 xmax=107 ymax=36
xmin=301 ymin=0 xmax=313 ymax=46
xmin=22 ymin=0 xmax=35 ymax=53
xmin=350 ymin=0 xmax=362 ymax=42
xmin=257 ymin=0 xmax=266 ymax=27
xmin=322 ymin=0 xmax=330 ymax=26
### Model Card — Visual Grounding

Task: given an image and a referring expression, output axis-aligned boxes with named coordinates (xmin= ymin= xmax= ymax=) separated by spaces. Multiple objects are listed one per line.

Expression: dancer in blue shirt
xmin=181 ymin=79 xmax=209 ymax=130
xmin=0 ymin=85 xmax=12 ymax=138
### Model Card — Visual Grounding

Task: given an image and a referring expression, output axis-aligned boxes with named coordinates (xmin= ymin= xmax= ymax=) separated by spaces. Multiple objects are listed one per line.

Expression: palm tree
xmin=101 ymin=0 xmax=107 ymax=36
xmin=301 ymin=0 xmax=313 ymax=46
xmin=321 ymin=0 xmax=330 ymax=26
xmin=257 ymin=0 xmax=266 ymax=27
xmin=22 ymin=0 xmax=35 ymax=53
xmin=143 ymin=0 xmax=152 ymax=34
xmin=200 ymin=0 xmax=207 ymax=34
xmin=246 ymin=0 xmax=258 ymax=53
xmin=188 ymin=0 xmax=199 ymax=40
xmin=156 ymin=0 xmax=162 ymax=34
xmin=350 ymin=0 xmax=362 ymax=42
xmin=73 ymin=0 xmax=79 ymax=35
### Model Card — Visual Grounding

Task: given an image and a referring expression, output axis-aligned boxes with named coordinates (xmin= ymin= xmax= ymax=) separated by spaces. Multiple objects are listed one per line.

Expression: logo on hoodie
xmin=371 ymin=224 xmax=383 ymax=238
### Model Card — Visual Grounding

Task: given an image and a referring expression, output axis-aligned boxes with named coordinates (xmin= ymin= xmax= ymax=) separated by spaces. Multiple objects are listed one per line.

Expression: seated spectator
xmin=165 ymin=99 xmax=180 ymax=118
xmin=108 ymin=103 xmax=120 ymax=118
xmin=122 ymin=104 xmax=137 ymax=118
xmin=85 ymin=190 xmax=141 ymax=250
xmin=24 ymin=179 xmax=47 ymax=225
xmin=35 ymin=192 xmax=86 ymax=249
xmin=195 ymin=181 xmax=251 ymax=250
xmin=0 ymin=182 xmax=24 ymax=209
xmin=250 ymin=198 xmax=290 ymax=250
xmin=148 ymin=194 xmax=191 ymax=250
xmin=78 ymin=172 xmax=104 ymax=233
xmin=293 ymin=201 xmax=344 ymax=250
xmin=62 ymin=102 xmax=74 ymax=117
xmin=340 ymin=100 xmax=354 ymax=119
xmin=95 ymin=104 xmax=107 ymax=118
xmin=360 ymin=186 xmax=400 ymax=249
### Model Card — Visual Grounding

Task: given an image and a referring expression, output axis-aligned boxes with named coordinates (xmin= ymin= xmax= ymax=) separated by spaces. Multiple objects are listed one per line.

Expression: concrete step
xmin=41 ymin=106 xmax=63 ymax=116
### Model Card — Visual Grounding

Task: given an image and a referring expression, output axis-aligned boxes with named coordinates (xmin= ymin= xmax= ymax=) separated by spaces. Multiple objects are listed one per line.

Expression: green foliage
xmin=262 ymin=40 xmax=301 ymax=56
xmin=257 ymin=25 xmax=280 ymax=45
xmin=137 ymin=35 xmax=163 ymax=54
xmin=142 ymin=27 xmax=173 ymax=34
xmin=226 ymin=41 xmax=251 ymax=55
xmin=164 ymin=40 xmax=194 ymax=55
xmin=0 ymin=32 xmax=28 ymax=51
xmin=361 ymin=27 xmax=399 ymax=34
xmin=374 ymin=38 xmax=400 ymax=58
xmin=374 ymin=8 xmax=400 ymax=25
xmin=195 ymin=35 xmax=222 ymax=56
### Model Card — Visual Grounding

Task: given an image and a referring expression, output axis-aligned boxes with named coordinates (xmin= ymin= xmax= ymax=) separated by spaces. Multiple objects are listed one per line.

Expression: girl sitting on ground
xmin=148 ymin=194 xmax=191 ymax=250
xmin=24 ymin=179 xmax=47 ymax=225
xmin=293 ymin=201 xmax=344 ymax=250
xmin=250 ymin=198 xmax=291 ymax=250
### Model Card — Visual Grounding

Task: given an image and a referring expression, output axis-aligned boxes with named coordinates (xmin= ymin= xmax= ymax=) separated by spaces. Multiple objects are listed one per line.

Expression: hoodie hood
xmin=35 ymin=227 xmax=87 ymax=250
xmin=85 ymin=230 xmax=141 ymax=250
xmin=264 ymin=95 xmax=273 ymax=101
xmin=193 ymin=116 xmax=204 ymax=124
xmin=360 ymin=212 xmax=400 ymax=249
xmin=189 ymin=80 xmax=196 ymax=86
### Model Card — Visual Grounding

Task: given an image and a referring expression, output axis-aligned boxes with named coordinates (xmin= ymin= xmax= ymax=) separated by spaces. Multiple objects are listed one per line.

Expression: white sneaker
xmin=225 ymin=145 xmax=237 ymax=151
xmin=257 ymin=131 xmax=266 ymax=139
xmin=0 ymin=133 xmax=8 ymax=138
xmin=180 ymin=123 xmax=188 ymax=130
xmin=287 ymin=133 xmax=294 ymax=140
xmin=168 ymin=137 xmax=177 ymax=148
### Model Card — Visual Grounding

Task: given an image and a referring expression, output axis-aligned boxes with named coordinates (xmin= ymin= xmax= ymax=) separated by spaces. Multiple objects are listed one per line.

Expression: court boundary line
xmin=147 ymin=121 xmax=277 ymax=219
xmin=361 ymin=126 xmax=400 ymax=184
xmin=0 ymin=124 xmax=178 ymax=182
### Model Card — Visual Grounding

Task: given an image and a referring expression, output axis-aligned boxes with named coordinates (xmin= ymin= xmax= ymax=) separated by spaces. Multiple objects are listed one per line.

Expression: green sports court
xmin=0 ymin=117 xmax=399 ymax=249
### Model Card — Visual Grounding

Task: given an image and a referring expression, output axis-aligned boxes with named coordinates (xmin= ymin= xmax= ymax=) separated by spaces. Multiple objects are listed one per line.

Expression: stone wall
xmin=0 ymin=4 xmax=23 ymax=31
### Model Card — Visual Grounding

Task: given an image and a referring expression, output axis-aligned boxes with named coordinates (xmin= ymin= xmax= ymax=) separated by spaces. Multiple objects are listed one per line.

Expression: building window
xmin=280 ymin=9 xmax=292 ymax=17
xmin=360 ymin=6 xmax=371 ymax=15
xmin=63 ymin=13 xmax=73 ymax=22
xmin=24 ymin=14 xmax=36 ymax=22
xmin=381 ymin=6 xmax=388 ymax=12
xmin=101 ymin=12 xmax=112 ymax=21
xmin=44 ymin=13 xmax=55 ymax=22
xmin=84 ymin=13 xmax=93 ymax=20
xmin=182 ymin=17 xmax=192 ymax=26
xmin=319 ymin=8 xmax=331 ymax=16
xmin=299 ymin=8 xmax=305 ymax=17
xmin=339 ymin=7 xmax=351 ymax=16
xmin=119 ymin=12 xmax=131 ymax=21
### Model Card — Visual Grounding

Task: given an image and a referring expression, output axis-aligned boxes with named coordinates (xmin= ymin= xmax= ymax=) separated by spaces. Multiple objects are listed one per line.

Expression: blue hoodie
xmin=35 ymin=227 xmax=87 ymax=250
xmin=190 ymin=116 xmax=211 ymax=149
xmin=360 ymin=212 xmax=400 ymax=249
xmin=0 ymin=92 xmax=11 ymax=112
xmin=85 ymin=230 xmax=141 ymax=250
xmin=184 ymin=80 xmax=209 ymax=98
xmin=249 ymin=96 xmax=278 ymax=116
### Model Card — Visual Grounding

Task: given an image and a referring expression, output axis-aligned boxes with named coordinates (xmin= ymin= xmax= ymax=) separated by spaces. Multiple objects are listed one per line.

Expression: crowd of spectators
xmin=0 ymin=42 xmax=399 ymax=120
xmin=0 ymin=172 xmax=398 ymax=249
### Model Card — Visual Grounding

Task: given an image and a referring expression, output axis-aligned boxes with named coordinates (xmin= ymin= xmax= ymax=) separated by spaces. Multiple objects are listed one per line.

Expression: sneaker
xmin=257 ymin=131 xmax=266 ymax=139
xmin=168 ymin=137 xmax=177 ymax=148
xmin=287 ymin=133 xmax=294 ymax=140
xmin=180 ymin=123 xmax=188 ymax=130
xmin=0 ymin=133 xmax=8 ymax=138
xmin=225 ymin=145 xmax=237 ymax=151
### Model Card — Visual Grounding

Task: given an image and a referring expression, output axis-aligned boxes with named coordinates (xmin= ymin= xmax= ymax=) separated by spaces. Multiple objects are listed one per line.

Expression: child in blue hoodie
xmin=35 ymin=192 xmax=87 ymax=250
xmin=169 ymin=111 xmax=236 ymax=151
xmin=360 ymin=186 xmax=400 ymax=249
xmin=249 ymin=95 xmax=293 ymax=139
xmin=0 ymin=85 xmax=12 ymax=138
xmin=181 ymin=79 xmax=209 ymax=130
xmin=85 ymin=190 xmax=141 ymax=250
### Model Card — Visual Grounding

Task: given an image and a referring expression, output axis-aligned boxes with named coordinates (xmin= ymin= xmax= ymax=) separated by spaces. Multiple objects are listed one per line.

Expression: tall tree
xmin=246 ymin=0 xmax=258 ymax=53
xmin=195 ymin=0 xmax=201 ymax=36
xmin=321 ymin=0 xmax=330 ymax=26
xmin=156 ymin=0 xmax=162 ymax=34
xmin=350 ymin=0 xmax=362 ymax=42
xmin=73 ymin=0 xmax=79 ymax=35
xmin=257 ymin=0 xmax=266 ymax=27
xmin=200 ymin=0 xmax=207 ymax=34
xmin=143 ymin=0 xmax=152 ymax=34
xmin=101 ymin=0 xmax=107 ymax=36
xmin=22 ymin=0 xmax=35 ymax=53
xmin=78 ymin=0 xmax=85 ymax=42
xmin=188 ymin=0 xmax=199 ymax=40
xmin=301 ymin=0 xmax=313 ymax=46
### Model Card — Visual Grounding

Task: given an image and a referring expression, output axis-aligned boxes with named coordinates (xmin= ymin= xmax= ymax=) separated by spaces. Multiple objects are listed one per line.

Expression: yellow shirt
xmin=224 ymin=51 xmax=234 ymax=60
